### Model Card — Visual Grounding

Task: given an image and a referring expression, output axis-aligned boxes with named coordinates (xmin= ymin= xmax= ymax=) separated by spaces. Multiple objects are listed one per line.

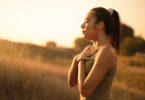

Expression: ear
xmin=96 ymin=21 xmax=104 ymax=29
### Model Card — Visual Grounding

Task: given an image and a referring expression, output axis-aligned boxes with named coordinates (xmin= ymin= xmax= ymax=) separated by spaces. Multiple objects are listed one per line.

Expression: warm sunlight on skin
xmin=0 ymin=0 xmax=145 ymax=47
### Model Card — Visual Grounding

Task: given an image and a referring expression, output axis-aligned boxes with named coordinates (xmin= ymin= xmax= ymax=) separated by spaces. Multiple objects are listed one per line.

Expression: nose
xmin=81 ymin=23 xmax=85 ymax=29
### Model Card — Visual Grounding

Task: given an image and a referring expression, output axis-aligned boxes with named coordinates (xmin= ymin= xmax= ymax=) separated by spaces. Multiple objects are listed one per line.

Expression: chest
xmin=84 ymin=54 xmax=96 ymax=75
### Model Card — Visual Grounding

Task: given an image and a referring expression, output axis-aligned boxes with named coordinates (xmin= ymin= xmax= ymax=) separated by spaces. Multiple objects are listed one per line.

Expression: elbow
xmin=68 ymin=80 xmax=77 ymax=87
xmin=68 ymin=83 xmax=77 ymax=87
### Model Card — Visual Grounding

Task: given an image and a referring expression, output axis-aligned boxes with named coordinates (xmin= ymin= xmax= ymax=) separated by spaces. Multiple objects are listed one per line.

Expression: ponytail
xmin=110 ymin=10 xmax=121 ymax=55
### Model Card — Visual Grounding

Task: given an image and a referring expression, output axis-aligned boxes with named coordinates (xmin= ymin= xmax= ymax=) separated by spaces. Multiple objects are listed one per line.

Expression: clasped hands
xmin=76 ymin=45 xmax=98 ymax=62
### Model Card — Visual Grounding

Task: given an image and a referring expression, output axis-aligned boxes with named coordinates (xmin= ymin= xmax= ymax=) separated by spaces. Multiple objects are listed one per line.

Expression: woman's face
xmin=81 ymin=11 xmax=98 ymax=40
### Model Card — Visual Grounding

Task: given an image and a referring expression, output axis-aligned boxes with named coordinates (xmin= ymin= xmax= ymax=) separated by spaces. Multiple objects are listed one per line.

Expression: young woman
xmin=68 ymin=7 xmax=121 ymax=100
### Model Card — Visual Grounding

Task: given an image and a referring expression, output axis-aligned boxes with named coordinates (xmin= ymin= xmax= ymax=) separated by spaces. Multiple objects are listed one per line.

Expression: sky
xmin=0 ymin=0 xmax=145 ymax=48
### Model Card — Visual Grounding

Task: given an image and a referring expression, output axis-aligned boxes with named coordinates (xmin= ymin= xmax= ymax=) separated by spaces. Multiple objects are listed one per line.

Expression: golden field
xmin=0 ymin=53 xmax=145 ymax=100
xmin=0 ymin=39 xmax=145 ymax=100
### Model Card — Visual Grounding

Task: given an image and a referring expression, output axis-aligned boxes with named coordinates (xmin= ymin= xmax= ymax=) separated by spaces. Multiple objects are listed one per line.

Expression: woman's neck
xmin=92 ymin=37 xmax=110 ymax=49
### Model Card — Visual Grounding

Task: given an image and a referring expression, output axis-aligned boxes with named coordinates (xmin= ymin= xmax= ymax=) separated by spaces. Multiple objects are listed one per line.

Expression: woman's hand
xmin=76 ymin=45 xmax=97 ymax=62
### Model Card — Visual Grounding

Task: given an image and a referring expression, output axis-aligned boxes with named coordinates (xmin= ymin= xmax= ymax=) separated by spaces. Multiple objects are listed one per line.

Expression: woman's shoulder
xmin=98 ymin=44 xmax=115 ymax=53
xmin=96 ymin=45 xmax=114 ymax=55
xmin=94 ymin=45 xmax=115 ymax=61
xmin=95 ymin=45 xmax=116 ymax=68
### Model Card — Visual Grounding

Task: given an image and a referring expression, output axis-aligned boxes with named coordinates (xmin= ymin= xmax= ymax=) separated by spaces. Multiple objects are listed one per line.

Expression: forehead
xmin=84 ymin=11 xmax=95 ymax=20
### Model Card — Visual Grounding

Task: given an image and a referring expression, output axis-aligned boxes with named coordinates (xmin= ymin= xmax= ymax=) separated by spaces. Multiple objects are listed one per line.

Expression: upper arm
xmin=82 ymin=46 xmax=114 ymax=95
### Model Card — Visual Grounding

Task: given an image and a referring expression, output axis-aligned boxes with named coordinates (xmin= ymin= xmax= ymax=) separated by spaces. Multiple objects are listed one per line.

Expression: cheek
xmin=86 ymin=24 xmax=96 ymax=34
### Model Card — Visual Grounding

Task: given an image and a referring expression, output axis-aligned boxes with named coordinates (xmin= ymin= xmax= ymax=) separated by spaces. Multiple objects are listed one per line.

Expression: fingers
xmin=83 ymin=52 xmax=95 ymax=57
xmin=84 ymin=57 xmax=92 ymax=60
xmin=86 ymin=50 xmax=96 ymax=54
xmin=86 ymin=45 xmax=92 ymax=50
xmin=83 ymin=51 xmax=94 ymax=55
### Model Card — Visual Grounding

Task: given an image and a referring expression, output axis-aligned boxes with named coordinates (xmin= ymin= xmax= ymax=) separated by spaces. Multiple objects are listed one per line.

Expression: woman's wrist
xmin=78 ymin=60 xmax=85 ymax=68
xmin=79 ymin=60 xmax=85 ymax=64
xmin=74 ymin=54 xmax=80 ymax=63
xmin=74 ymin=53 xmax=81 ymax=62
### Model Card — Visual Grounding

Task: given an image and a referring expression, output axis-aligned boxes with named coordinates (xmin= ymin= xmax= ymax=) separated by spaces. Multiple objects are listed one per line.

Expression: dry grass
xmin=117 ymin=55 xmax=145 ymax=67
xmin=0 ymin=55 xmax=79 ymax=100
xmin=0 ymin=54 xmax=145 ymax=100
xmin=113 ymin=64 xmax=145 ymax=92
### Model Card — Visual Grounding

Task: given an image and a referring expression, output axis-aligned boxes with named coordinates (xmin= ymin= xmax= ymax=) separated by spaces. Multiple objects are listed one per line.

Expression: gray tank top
xmin=80 ymin=46 xmax=117 ymax=100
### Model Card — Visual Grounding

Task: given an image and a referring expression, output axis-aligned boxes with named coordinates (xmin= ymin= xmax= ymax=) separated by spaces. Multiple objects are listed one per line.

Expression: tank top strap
xmin=107 ymin=45 xmax=117 ymax=70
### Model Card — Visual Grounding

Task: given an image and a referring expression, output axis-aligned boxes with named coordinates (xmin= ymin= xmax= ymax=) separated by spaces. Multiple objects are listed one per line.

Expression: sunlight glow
xmin=0 ymin=0 xmax=145 ymax=47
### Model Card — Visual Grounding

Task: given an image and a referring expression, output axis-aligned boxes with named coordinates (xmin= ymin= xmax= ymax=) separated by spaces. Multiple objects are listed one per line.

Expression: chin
xmin=83 ymin=35 xmax=87 ymax=39
xmin=83 ymin=36 xmax=90 ymax=40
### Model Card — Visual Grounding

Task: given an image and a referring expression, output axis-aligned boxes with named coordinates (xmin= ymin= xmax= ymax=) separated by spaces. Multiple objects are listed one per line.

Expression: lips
xmin=82 ymin=30 xmax=85 ymax=33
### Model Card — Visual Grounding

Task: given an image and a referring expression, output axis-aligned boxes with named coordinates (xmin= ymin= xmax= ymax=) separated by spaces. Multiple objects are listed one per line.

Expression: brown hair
xmin=91 ymin=7 xmax=121 ymax=55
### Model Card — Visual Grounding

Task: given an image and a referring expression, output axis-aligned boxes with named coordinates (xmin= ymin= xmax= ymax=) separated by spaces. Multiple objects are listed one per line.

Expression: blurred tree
xmin=46 ymin=41 xmax=57 ymax=49
xmin=121 ymin=24 xmax=134 ymax=43
xmin=121 ymin=36 xmax=145 ymax=56
xmin=74 ymin=37 xmax=93 ymax=52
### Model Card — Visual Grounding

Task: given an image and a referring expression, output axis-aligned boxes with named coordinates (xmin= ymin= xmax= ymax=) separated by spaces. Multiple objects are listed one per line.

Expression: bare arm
xmin=78 ymin=60 xmax=86 ymax=95
xmin=68 ymin=54 xmax=80 ymax=87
